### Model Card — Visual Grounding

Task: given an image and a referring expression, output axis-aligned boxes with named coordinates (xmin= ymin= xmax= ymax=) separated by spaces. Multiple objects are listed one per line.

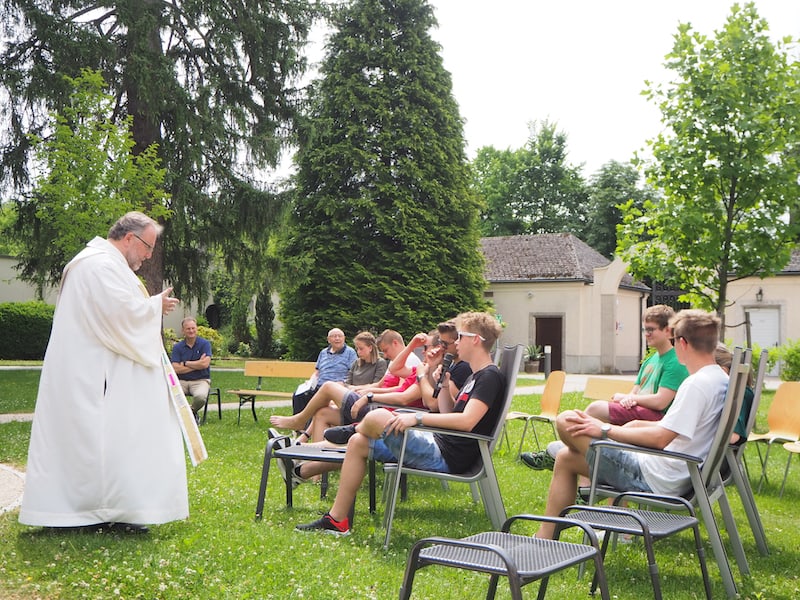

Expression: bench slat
xmin=243 ymin=360 xmax=316 ymax=379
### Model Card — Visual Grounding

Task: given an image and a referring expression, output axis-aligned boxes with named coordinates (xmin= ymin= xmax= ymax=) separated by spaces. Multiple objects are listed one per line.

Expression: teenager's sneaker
xmin=323 ymin=424 xmax=357 ymax=445
xmin=520 ymin=450 xmax=555 ymax=471
xmin=295 ymin=512 xmax=350 ymax=536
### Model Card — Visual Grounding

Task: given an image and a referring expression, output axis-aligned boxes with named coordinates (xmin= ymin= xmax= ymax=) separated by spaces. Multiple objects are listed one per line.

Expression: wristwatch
xmin=366 ymin=392 xmax=374 ymax=404
xmin=415 ymin=412 xmax=424 ymax=426
xmin=600 ymin=424 xmax=612 ymax=440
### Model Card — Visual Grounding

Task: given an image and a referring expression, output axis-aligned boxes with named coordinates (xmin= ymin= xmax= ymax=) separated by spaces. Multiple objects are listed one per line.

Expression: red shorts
xmin=607 ymin=402 xmax=664 ymax=425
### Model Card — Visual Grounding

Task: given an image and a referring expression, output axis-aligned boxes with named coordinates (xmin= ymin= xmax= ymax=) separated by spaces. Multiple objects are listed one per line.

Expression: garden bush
xmin=0 ymin=301 xmax=54 ymax=359
xmin=769 ymin=338 xmax=800 ymax=381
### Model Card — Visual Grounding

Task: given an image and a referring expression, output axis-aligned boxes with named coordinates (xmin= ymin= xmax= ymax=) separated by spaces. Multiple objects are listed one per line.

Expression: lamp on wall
xmin=756 ymin=287 xmax=763 ymax=303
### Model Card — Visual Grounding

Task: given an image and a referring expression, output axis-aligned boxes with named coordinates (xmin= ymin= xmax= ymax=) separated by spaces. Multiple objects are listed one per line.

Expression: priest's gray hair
xmin=108 ymin=211 xmax=163 ymax=240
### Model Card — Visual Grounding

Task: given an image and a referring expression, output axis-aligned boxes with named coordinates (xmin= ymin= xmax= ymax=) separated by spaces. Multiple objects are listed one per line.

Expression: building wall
xmin=485 ymin=278 xmax=645 ymax=374
xmin=724 ymin=275 xmax=800 ymax=349
xmin=0 ymin=255 xmax=191 ymax=331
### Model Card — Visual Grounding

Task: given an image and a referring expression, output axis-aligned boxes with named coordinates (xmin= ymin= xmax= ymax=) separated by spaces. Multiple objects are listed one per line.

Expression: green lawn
xmin=1 ymin=375 xmax=799 ymax=599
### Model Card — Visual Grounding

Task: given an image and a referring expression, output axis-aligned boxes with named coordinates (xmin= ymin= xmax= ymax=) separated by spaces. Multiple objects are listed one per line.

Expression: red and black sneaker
xmin=295 ymin=512 xmax=350 ymax=536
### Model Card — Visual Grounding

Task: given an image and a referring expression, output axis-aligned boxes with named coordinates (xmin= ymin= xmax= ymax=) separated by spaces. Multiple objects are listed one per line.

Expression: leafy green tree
xmin=15 ymin=69 xmax=169 ymax=297
xmin=584 ymin=160 xmax=651 ymax=258
xmin=472 ymin=120 xmax=589 ymax=238
xmin=617 ymin=3 xmax=800 ymax=330
xmin=278 ymin=0 xmax=486 ymax=358
xmin=0 ymin=0 xmax=317 ymax=299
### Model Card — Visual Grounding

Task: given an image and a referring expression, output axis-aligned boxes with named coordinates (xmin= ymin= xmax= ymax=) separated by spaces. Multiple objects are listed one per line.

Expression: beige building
xmin=481 ymin=233 xmax=649 ymax=374
xmin=722 ymin=249 xmax=800 ymax=376
xmin=0 ymin=254 xmax=188 ymax=331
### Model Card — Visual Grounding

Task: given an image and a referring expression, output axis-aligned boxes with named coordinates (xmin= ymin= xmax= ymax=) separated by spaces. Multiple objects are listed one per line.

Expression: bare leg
xmin=328 ymin=409 xmax=393 ymax=522
xmin=584 ymin=400 xmax=611 ymax=421
xmin=270 ymin=381 xmax=349 ymax=430
xmin=310 ymin=406 xmax=342 ymax=442
xmin=536 ymin=447 xmax=591 ymax=539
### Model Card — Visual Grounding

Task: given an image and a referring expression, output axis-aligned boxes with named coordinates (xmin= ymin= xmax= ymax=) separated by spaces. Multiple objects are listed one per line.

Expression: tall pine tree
xmin=279 ymin=0 xmax=486 ymax=358
xmin=0 ymin=0 xmax=317 ymax=301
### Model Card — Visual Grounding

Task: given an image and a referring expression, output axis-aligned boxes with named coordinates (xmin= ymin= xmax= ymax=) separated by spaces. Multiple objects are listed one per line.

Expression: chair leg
xmin=756 ymin=442 xmax=774 ymax=492
xmin=201 ymin=398 xmax=209 ymax=425
xmin=690 ymin=521 xmax=715 ymax=600
xmin=255 ymin=436 xmax=276 ymax=520
xmin=717 ymin=484 xmax=750 ymax=576
xmin=690 ymin=471 xmax=738 ymax=598
xmin=729 ymin=451 xmax=769 ymax=555
xmin=516 ymin=419 xmax=531 ymax=457
xmin=779 ymin=451 xmax=794 ymax=498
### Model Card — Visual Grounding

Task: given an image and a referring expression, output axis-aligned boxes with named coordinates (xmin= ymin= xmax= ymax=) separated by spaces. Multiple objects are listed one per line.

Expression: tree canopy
xmin=472 ymin=120 xmax=589 ymax=239
xmin=583 ymin=160 xmax=651 ymax=259
xmin=617 ymin=3 xmax=800 ymax=327
xmin=15 ymin=69 xmax=170 ymax=296
xmin=278 ymin=0 xmax=486 ymax=358
xmin=0 ymin=0 xmax=317 ymax=300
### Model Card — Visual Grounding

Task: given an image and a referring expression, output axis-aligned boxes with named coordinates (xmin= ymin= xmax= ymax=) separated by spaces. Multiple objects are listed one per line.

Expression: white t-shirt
xmin=639 ymin=363 xmax=729 ymax=496
xmin=405 ymin=352 xmax=422 ymax=369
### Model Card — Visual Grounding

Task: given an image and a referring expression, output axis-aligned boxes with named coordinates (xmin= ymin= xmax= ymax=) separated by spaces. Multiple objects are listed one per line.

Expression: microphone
xmin=433 ymin=353 xmax=454 ymax=398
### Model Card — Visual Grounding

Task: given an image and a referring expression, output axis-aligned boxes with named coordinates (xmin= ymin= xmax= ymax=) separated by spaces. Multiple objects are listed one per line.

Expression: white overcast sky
xmin=283 ymin=0 xmax=798 ymax=182
xmin=426 ymin=0 xmax=800 ymax=176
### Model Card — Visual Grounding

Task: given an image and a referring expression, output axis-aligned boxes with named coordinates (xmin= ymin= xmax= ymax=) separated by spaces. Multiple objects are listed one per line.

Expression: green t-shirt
xmin=635 ymin=347 xmax=689 ymax=414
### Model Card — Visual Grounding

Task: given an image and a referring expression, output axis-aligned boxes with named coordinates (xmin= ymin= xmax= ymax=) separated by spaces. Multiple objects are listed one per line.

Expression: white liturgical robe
xmin=19 ymin=237 xmax=189 ymax=526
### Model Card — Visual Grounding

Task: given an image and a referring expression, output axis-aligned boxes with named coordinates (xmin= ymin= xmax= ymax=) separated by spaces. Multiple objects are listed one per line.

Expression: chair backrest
xmin=582 ymin=377 xmax=634 ymax=401
xmin=764 ymin=381 xmax=800 ymax=438
xmin=539 ymin=370 xmax=566 ymax=418
xmin=488 ymin=344 xmax=524 ymax=453
xmin=701 ymin=347 xmax=750 ymax=486
xmin=741 ymin=350 xmax=770 ymax=438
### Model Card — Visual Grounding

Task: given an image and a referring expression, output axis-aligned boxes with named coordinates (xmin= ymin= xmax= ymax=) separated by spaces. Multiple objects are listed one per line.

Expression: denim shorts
xmin=585 ymin=446 xmax=652 ymax=493
xmin=370 ymin=429 xmax=450 ymax=473
xmin=340 ymin=391 xmax=372 ymax=425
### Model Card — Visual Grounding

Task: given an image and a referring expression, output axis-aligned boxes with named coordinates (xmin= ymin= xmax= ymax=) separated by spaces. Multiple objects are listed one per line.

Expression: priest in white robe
xmin=20 ymin=212 xmax=187 ymax=530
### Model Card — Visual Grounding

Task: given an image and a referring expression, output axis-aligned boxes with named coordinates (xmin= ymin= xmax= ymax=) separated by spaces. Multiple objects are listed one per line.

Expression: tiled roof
xmin=784 ymin=248 xmax=800 ymax=273
xmin=480 ymin=233 xmax=647 ymax=289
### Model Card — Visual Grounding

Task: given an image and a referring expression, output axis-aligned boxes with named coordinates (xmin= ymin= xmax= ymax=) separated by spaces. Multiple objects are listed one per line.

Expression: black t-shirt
xmin=435 ymin=364 xmax=506 ymax=473
xmin=449 ymin=360 xmax=472 ymax=390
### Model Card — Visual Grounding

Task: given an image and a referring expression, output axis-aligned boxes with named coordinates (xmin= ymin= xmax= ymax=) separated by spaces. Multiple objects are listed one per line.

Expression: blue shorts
xmin=369 ymin=429 xmax=450 ymax=473
xmin=586 ymin=446 xmax=652 ymax=493
xmin=340 ymin=391 xmax=371 ymax=425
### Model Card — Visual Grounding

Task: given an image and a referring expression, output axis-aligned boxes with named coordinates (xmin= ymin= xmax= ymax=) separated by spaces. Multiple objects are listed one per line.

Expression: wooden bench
xmin=582 ymin=377 xmax=635 ymax=401
xmin=228 ymin=360 xmax=317 ymax=424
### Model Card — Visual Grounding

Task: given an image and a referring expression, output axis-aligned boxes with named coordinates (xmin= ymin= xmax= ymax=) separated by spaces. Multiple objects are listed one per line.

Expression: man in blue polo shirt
xmin=171 ymin=317 xmax=212 ymax=422
xmin=292 ymin=328 xmax=356 ymax=414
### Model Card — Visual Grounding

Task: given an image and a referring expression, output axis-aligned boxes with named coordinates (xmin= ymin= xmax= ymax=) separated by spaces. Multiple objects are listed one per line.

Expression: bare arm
xmin=388 ymin=333 xmax=427 ymax=378
xmin=615 ymin=386 xmax=677 ymax=411
xmin=172 ymin=353 xmax=210 ymax=374
xmin=563 ymin=409 xmax=678 ymax=450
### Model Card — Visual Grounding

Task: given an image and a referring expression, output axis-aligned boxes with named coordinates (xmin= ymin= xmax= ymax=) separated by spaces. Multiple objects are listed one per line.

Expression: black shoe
xmin=295 ymin=512 xmax=350 ymax=536
xmin=109 ymin=522 xmax=150 ymax=534
xmin=323 ymin=424 xmax=357 ymax=445
xmin=520 ymin=450 xmax=555 ymax=471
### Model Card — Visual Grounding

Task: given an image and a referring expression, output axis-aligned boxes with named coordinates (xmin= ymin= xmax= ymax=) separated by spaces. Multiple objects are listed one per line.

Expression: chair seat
xmin=399 ymin=514 xmax=610 ymax=600
xmin=563 ymin=506 xmax=699 ymax=539
xmin=420 ymin=531 xmax=600 ymax=576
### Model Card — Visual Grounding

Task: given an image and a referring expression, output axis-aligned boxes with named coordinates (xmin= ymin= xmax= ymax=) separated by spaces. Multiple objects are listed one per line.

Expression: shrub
xmin=0 ymin=301 xmax=55 ymax=359
xmin=769 ymin=338 xmax=800 ymax=381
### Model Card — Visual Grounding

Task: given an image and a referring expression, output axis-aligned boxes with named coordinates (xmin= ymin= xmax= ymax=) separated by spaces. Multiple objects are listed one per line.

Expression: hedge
xmin=0 ymin=301 xmax=55 ymax=360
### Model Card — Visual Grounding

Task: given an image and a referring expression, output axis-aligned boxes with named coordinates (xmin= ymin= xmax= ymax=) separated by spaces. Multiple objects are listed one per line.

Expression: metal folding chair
xmin=399 ymin=514 xmax=610 ymax=600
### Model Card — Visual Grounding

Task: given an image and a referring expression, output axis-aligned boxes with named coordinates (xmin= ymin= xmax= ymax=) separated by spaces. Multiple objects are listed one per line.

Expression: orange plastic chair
xmin=748 ymin=381 xmax=800 ymax=493
xmin=505 ymin=370 xmax=566 ymax=456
